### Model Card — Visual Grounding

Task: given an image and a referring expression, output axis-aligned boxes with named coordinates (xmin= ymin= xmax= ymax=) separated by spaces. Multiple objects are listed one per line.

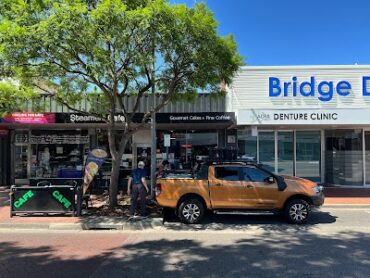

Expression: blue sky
xmin=171 ymin=0 xmax=370 ymax=66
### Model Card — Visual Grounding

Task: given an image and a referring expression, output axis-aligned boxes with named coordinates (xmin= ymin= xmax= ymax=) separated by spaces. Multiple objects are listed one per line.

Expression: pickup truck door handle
xmin=246 ymin=184 xmax=254 ymax=188
xmin=214 ymin=183 xmax=223 ymax=187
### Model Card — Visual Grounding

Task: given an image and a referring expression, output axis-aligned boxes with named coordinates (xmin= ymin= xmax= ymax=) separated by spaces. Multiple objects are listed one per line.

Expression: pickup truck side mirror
xmin=264 ymin=176 xmax=275 ymax=184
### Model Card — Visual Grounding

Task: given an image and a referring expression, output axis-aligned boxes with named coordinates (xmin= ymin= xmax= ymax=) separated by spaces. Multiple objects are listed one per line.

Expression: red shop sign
xmin=181 ymin=144 xmax=192 ymax=148
xmin=2 ymin=113 xmax=55 ymax=124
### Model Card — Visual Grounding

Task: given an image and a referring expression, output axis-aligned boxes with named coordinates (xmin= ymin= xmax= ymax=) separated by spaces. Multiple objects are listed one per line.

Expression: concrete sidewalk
xmin=1 ymin=185 xmax=370 ymax=231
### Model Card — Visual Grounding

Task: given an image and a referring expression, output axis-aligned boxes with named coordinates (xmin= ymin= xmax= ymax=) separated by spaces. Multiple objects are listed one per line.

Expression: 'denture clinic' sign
xmin=238 ymin=108 xmax=370 ymax=125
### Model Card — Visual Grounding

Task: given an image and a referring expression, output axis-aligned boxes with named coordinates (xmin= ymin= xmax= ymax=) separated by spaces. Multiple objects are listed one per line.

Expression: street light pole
xmin=150 ymin=40 xmax=156 ymax=199
xmin=150 ymin=108 xmax=156 ymax=199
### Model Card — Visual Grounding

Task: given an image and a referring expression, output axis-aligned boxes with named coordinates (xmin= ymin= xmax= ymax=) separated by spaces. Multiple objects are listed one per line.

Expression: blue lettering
xmin=318 ymin=81 xmax=334 ymax=102
xmin=363 ymin=76 xmax=370 ymax=96
xmin=292 ymin=76 xmax=298 ymax=96
xmin=299 ymin=77 xmax=315 ymax=96
xmin=268 ymin=76 xmax=355 ymax=102
xmin=283 ymin=82 xmax=290 ymax=96
xmin=269 ymin=77 xmax=281 ymax=97
xmin=337 ymin=81 xmax=351 ymax=96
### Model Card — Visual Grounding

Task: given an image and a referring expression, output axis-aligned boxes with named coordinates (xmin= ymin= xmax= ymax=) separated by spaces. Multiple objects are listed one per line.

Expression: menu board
xmin=30 ymin=135 xmax=89 ymax=144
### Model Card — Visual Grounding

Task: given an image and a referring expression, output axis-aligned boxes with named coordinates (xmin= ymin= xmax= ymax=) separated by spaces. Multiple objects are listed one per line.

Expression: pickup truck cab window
xmin=242 ymin=167 xmax=271 ymax=182
xmin=215 ymin=166 xmax=240 ymax=181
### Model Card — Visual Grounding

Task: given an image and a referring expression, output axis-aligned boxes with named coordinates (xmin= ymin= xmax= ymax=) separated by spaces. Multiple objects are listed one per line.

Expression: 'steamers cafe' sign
xmin=0 ymin=112 xmax=235 ymax=124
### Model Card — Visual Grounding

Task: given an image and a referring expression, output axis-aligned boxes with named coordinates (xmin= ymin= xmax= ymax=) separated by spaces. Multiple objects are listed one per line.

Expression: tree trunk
xmin=109 ymin=156 xmax=121 ymax=208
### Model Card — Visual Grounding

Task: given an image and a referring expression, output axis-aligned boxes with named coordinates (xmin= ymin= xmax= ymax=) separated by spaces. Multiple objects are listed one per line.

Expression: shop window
xmin=296 ymin=131 xmax=321 ymax=182
xmin=97 ymin=130 xmax=133 ymax=169
xmin=325 ymin=129 xmax=363 ymax=185
xmin=157 ymin=130 xmax=218 ymax=170
xmin=13 ymin=130 xmax=29 ymax=180
xmin=237 ymin=129 xmax=257 ymax=160
xmin=30 ymin=130 xmax=89 ymax=179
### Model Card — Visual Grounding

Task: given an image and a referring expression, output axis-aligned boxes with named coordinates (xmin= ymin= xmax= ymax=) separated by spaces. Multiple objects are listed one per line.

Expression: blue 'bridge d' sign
xmin=268 ymin=76 xmax=370 ymax=102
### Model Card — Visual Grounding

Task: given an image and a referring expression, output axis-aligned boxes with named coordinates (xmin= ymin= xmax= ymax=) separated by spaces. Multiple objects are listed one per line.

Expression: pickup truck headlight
xmin=312 ymin=185 xmax=323 ymax=194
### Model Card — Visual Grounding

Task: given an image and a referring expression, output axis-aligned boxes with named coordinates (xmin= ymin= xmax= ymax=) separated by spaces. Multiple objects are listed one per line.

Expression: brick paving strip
xmin=1 ymin=185 xmax=370 ymax=231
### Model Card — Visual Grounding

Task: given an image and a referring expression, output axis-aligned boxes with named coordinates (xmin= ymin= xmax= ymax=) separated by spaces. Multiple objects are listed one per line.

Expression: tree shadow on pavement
xmin=0 ymin=229 xmax=368 ymax=278
xmin=93 ymin=230 xmax=369 ymax=278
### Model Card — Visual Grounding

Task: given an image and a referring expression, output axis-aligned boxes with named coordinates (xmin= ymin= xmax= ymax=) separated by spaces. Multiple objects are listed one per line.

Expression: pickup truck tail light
xmin=155 ymin=183 xmax=162 ymax=197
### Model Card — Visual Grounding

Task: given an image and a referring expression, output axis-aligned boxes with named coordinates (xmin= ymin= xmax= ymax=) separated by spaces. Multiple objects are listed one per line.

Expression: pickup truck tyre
xmin=178 ymin=199 xmax=204 ymax=224
xmin=284 ymin=199 xmax=310 ymax=224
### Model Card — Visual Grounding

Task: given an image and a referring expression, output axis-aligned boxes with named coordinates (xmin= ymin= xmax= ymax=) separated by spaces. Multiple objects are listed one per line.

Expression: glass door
xmin=13 ymin=130 xmax=30 ymax=184
xmin=258 ymin=132 xmax=275 ymax=173
xmin=296 ymin=131 xmax=321 ymax=182
xmin=14 ymin=145 xmax=29 ymax=183
xmin=325 ymin=129 xmax=363 ymax=185
xmin=365 ymin=131 xmax=370 ymax=184
xmin=277 ymin=131 xmax=294 ymax=176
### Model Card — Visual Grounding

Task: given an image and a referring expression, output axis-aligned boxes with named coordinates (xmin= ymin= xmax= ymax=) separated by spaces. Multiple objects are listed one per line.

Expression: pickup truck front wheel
xmin=178 ymin=199 xmax=205 ymax=224
xmin=284 ymin=199 xmax=310 ymax=224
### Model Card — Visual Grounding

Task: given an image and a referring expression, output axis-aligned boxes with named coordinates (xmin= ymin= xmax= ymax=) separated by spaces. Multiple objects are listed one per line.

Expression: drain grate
xmin=83 ymin=224 xmax=123 ymax=230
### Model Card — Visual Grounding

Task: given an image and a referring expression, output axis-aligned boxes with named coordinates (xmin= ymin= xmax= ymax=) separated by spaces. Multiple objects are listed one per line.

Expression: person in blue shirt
xmin=127 ymin=161 xmax=149 ymax=217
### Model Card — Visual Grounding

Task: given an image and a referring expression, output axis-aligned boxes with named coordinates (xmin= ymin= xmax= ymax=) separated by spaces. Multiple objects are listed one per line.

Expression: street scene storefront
xmin=5 ymin=66 xmax=370 ymax=188
xmin=0 ymin=109 xmax=235 ymax=186
xmin=228 ymin=65 xmax=370 ymax=186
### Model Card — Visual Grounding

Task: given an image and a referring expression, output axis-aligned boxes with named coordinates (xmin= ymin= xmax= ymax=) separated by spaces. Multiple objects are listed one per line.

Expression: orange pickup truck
xmin=155 ymin=162 xmax=324 ymax=224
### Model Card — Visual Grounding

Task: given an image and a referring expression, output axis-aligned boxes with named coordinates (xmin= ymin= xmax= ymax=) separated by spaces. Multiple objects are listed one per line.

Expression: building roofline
xmin=240 ymin=65 xmax=370 ymax=70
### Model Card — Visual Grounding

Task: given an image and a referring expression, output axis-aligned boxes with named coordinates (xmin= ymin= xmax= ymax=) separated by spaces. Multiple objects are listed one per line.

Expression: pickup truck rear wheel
xmin=284 ymin=199 xmax=310 ymax=224
xmin=178 ymin=199 xmax=204 ymax=224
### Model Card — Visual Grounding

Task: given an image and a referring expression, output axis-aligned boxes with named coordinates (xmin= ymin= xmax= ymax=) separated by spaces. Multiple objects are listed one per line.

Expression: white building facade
xmin=228 ymin=65 xmax=370 ymax=186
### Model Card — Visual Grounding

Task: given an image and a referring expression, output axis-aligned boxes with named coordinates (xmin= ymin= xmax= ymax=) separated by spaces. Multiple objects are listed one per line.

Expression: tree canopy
xmin=0 ymin=0 xmax=243 ymax=206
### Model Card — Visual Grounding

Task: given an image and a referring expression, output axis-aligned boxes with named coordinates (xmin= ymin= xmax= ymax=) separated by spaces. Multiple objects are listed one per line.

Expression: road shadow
xmin=92 ymin=230 xmax=370 ymax=278
xmin=2 ymin=229 xmax=367 ymax=277
xmin=0 ymin=231 xmax=370 ymax=278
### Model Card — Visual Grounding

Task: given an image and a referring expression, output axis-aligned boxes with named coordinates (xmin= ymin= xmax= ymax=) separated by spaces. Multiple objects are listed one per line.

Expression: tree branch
xmin=129 ymin=65 xmax=152 ymax=121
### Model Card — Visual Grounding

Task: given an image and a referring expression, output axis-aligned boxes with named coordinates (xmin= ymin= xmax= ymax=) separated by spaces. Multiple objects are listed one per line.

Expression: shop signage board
xmin=229 ymin=67 xmax=370 ymax=111
xmin=56 ymin=113 xmax=143 ymax=123
xmin=268 ymin=76 xmax=370 ymax=102
xmin=30 ymin=134 xmax=89 ymax=144
xmin=55 ymin=112 xmax=235 ymax=124
xmin=238 ymin=108 xmax=370 ymax=125
xmin=10 ymin=185 xmax=76 ymax=215
xmin=156 ymin=112 xmax=235 ymax=123
xmin=1 ymin=113 xmax=55 ymax=124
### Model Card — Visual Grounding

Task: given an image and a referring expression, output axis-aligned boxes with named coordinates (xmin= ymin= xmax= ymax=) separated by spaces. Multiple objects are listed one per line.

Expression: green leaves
xmin=0 ymin=81 xmax=39 ymax=116
xmin=0 ymin=0 xmax=243 ymax=117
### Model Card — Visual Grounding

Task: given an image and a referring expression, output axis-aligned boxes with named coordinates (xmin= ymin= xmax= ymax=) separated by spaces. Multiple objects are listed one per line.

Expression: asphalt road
xmin=0 ymin=208 xmax=369 ymax=278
